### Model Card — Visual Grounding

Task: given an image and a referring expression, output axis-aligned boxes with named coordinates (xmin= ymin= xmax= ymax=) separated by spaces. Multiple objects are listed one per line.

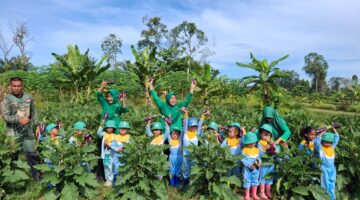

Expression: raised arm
xmin=164 ymin=123 xmax=170 ymax=143
xmin=96 ymin=81 xmax=108 ymax=108
xmin=178 ymin=80 xmax=196 ymax=108
xmin=97 ymin=127 xmax=104 ymax=138
xmin=149 ymin=78 xmax=164 ymax=109
xmin=146 ymin=124 xmax=153 ymax=137
xmin=332 ymin=128 xmax=340 ymax=148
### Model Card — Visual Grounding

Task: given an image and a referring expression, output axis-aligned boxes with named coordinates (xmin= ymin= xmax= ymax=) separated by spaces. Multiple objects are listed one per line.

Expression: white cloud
xmin=0 ymin=0 xmax=359 ymax=78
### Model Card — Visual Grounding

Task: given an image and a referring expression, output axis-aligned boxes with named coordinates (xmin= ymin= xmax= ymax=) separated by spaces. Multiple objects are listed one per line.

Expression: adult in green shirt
xmin=149 ymin=78 xmax=196 ymax=127
xmin=1 ymin=77 xmax=41 ymax=181
xmin=259 ymin=106 xmax=291 ymax=145
xmin=96 ymin=81 xmax=129 ymax=126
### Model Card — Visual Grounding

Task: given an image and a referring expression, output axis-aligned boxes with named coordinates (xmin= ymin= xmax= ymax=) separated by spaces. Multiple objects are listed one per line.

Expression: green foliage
xmin=51 ymin=44 xmax=110 ymax=102
xmin=127 ymin=45 xmax=161 ymax=104
xmin=274 ymin=142 xmax=328 ymax=200
xmin=236 ymin=53 xmax=290 ymax=105
xmin=333 ymin=115 xmax=360 ymax=199
xmin=113 ymin=136 xmax=169 ymax=199
xmin=0 ymin=124 xmax=31 ymax=198
xmin=191 ymin=64 xmax=222 ymax=105
xmin=35 ymin=138 xmax=99 ymax=199
xmin=303 ymin=52 xmax=329 ymax=93
xmin=183 ymin=136 xmax=242 ymax=199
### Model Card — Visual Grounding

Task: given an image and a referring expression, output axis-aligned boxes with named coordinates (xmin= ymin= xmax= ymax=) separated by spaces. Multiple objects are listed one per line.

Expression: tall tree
xmin=0 ymin=25 xmax=14 ymax=70
xmin=302 ymin=52 xmax=329 ymax=93
xmin=274 ymin=70 xmax=299 ymax=91
xmin=10 ymin=21 xmax=32 ymax=70
xmin=137 ymin=16 xmax=168 ymax=50
xmin=170 ymin=21 xmax=210 ymax=78
xmin=236 ymin=53 xmax=290 ymax=105
xmin=101 ymin=33 xmax=122 ymax=68
xmin=352 ymin=74 xmax=358 ymax=86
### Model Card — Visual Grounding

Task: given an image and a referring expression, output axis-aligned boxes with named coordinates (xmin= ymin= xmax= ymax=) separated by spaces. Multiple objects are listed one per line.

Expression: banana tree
xmin=236 ymin=53 xmax=290 ymax=105
xmin=127 ymin=45 xmax=160 ymax=104
xmin=52 ymin=45 xmax=110 ymax=101
xmin=191 ymin=63 xmax=222 ymax=105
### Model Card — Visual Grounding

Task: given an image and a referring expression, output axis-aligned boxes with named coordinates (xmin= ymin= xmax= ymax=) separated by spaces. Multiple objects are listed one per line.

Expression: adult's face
xmin=169 ymin=95 xmax=177 ymax=106
xmin=10 ymin=81 xmax=23 ymax=96
xmin=265 ymin=117 xmax=273 ymax=123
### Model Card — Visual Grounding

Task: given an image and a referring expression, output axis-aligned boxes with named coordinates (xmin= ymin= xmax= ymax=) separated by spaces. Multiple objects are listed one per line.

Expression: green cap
xmin=74 ymin=121 xmax=86 ymax=131
xmin=243 ymin=132 xmax=258 ymax=145
xmin=105 ymin=120 xmax=117 ymax=129
xmin=46 ymin=123 xmax=58 ymax=135
xmin=260 ymin=124 xmax=273 ymax=135
xmin=170 ymin=125 xmax=182 ymax=132
xmin=322 ymin=132 xmax=335 ymax=143
xmin=151 ymin=122 xmax=163 ymax=131
xmin=208 ymin=121 xmax=218 ymax=131
xmin=118 ymin=121 xmax=130 ymax=129
xmin=230 ymin=122 xmax=241 ymax=129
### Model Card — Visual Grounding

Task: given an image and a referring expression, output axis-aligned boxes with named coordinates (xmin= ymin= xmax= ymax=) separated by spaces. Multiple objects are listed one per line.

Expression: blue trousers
xmin=259 ymin=165 xmax=274 ymax=185
xmin=242 ymin=166 xmax=260 ymax=189
xmin=321 ymin=165 xmax=336 ymax=200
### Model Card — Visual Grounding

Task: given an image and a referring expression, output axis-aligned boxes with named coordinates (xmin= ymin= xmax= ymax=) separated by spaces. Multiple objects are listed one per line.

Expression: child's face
xmin=306 ymin=130 xmax=316 ymax=141
xmin=171 ymin=131 xmax=180 ymax=140
xmin=153 ymin=130 xmax=161 ymax=136
xmin=106 ymin=93 xmax=113 ymax=104
xmin=228 ymin=127 xmax=238 ymax=138
xmin=50 ymin=128 xmax=59 ymax=137
xmin=106 ymin=127 xmax=114 ymax=133
xmin=74 ymin=130 xmax=82 ymax=135
xmin=208 ymin=128 xmax=215 ymax=134
xmin=321 ymin=141 xmax=332 ymax=148
xmin=119 ymin=129 xmax=128 ymax=135
xmin=245 ymin=143 xmax=256 ymax=148
xmin=188 ymin=126 xmax=197 ymax=132
xmin=260 ymin=130 xmax=271 ymax=141
xmin=169 ymin=95 xmax=177 ymax=106
xmin=265 ymin=117 xmax=273 ymax=123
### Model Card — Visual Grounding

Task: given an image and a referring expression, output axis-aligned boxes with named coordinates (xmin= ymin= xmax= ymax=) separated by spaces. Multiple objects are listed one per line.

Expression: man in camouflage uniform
xmin=1 ymin=77 xmax=41 ymax=181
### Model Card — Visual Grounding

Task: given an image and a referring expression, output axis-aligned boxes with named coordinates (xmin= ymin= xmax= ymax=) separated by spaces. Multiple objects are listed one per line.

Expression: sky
xmin=0 ymin=0 xmax=359 ymax=79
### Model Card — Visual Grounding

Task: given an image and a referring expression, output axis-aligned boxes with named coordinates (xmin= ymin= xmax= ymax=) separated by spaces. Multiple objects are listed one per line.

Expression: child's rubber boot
xmin=259 ymin=184 xmax=269 ymax=199
xmin=175 ymin=176 xmax=181 ymax=187
xmin=170 ymin=176 xmax=176 ymax=187
xmin=183 ymin=178 xmax=189 ymax=187
xmin=251 ymin=186 xmax=260 ymax=200
xmin=244 ymin=188 xmax=250 ymax=200
xmin=265 ymin=184 xmax=272 ymax=199
xmin=113 ymin=174 xmax=118 ymax=186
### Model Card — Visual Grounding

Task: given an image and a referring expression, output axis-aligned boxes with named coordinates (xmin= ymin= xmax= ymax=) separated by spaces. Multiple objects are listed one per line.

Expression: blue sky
xmin=0 ymin=0 xmax=359 ymax=79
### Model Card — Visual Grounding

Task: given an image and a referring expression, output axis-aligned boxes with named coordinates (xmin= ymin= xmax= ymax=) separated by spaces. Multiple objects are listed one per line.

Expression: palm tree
xmin=191 ymin=63 xmax=222 ymax=105
xmin=52 ymin=44 xmax=110 ymax=101
xmin=127 ymin=45 xmax=160 ymax=104
xmin=236 ymin=53 xmax=290 ymax=105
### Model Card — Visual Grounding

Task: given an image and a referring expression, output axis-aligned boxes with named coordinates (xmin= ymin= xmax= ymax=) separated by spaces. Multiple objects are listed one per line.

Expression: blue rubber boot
xmin=183 ymin=178 xmax=189 ymax=187
xmin=170 ymin=176 xmax=176 ymax=187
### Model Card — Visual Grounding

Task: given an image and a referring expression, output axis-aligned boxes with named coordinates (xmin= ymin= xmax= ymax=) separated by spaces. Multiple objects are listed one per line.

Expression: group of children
xmin=38 ymin=80 xmax=340 ymax=200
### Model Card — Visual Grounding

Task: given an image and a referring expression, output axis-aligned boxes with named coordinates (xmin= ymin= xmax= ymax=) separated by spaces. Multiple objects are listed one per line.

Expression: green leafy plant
xmin=51 ymin=44 xmax=110 ymax=102
xmin=236 ymin=53 xmax=290 ymax=105
xmin=274 ymin=142 xmax=329 ymax=200
xmin=35 ymin=138 xmax=99 ymax=200
xmin=113 ymin=135 xmax=169 ymax=199
xmin=0 ymin=129 xmax=31 ymax=198
xmin=183 ymin=135 xmax=242 ymax=199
